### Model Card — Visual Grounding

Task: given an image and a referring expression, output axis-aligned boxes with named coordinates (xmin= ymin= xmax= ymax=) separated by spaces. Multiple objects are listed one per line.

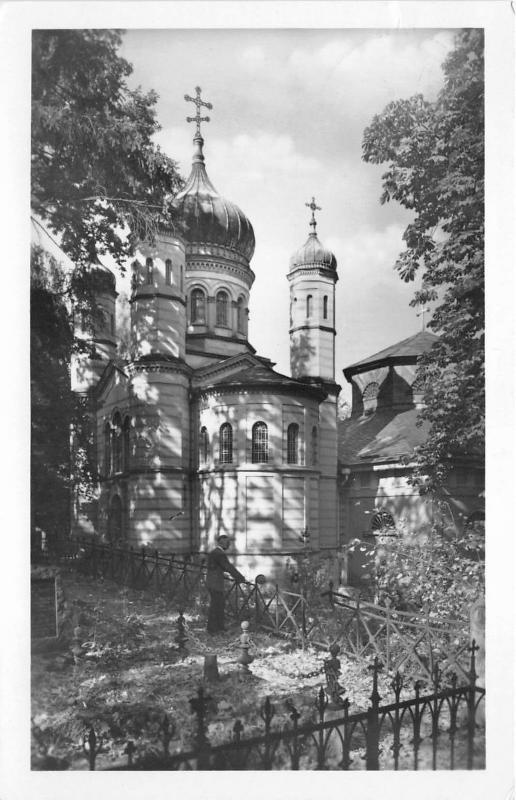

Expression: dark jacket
xmin=206 ymin=545 xmax=245 ymax=591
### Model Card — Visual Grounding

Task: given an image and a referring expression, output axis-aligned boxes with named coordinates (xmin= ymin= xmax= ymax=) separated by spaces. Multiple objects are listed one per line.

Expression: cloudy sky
xmin=119 ymin=28 xmax=455 ymax=396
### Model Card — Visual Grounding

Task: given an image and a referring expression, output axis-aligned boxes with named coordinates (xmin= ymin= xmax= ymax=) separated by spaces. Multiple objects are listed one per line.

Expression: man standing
xmin=206 ymin=533 xmax=246 ymax=634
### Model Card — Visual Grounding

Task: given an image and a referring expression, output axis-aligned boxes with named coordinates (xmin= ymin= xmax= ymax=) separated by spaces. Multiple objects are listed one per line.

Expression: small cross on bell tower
xmin=305 ymin=196 xmax=321 ymax=236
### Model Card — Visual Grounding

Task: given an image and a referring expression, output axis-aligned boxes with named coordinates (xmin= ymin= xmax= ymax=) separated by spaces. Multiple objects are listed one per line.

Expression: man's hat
xmin=216 ymin=533 xmax=230 ymax=541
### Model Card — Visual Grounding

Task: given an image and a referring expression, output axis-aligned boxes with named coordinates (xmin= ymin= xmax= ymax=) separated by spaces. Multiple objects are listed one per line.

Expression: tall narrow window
xmin=237 ymin=296 xmax=245 ymax=333
xmin=122 ymin=416 xmax=131 ymax=472
xmin=216 ymin=290 xmax=229 ymax=326
xmin=104 ymin=421 xmax=111 ymax=476
xmin=165 ymin=259 xmax=172 ymax=286
xmin=311 ymin=426 xmax=318 ymax=466
xmin=191 ymin=288 xmax=206 ymax=324
xmin=145 ymin=258 xmax=154 ymax=285
xmin=180 ymin=264 xmax=184 ymax=292
xmin=306 ymin=294 xmax=313 ymax=318
xmin=252 ymin=421 xmax=268 ymax=463
xmin=323 ymin=295 xmax=328 ymax=319
xmin=112 ymin=412 xmax=122 ymax=473
xmin=199 ymin=427 xmax=209 ymax=465
xmin=219 ymin=423 xmax=233 ymax=464
xmin=287 ymin=423 xmax=299 ymax=464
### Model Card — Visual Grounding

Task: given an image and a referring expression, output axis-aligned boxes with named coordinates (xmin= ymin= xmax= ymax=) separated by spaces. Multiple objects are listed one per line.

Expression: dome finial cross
xmin=305 ymin=196 xmax=321 ymax=234
xmin=185 ymin=86 xmax=213 ymax=137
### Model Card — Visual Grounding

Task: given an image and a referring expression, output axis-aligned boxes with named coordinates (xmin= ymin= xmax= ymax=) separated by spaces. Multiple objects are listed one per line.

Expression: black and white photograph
xmin=0 ymin=1 xmax=513 ymax=797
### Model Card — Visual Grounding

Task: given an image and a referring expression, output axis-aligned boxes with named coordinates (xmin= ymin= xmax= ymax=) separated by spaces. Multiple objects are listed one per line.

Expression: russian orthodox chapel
xmin=70 ymin=88 xmax=484 ymax=582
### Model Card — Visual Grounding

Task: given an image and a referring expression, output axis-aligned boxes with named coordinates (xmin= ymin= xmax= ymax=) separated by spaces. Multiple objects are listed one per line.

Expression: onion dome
xmin=89 ymin=258 xmax=117 ymax=294
xmin=172 ymin=131 xmax=255 ymax=262
xmin=289 ymin=197 xmax=336 ymax=271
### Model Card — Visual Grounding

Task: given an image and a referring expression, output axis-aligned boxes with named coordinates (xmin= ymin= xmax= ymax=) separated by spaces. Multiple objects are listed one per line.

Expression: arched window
xmin=287 ymin=423 xmax=299 ymax=464
xmin=371 ymin=510 xmax=396 ymax=535
xmin=122 ymin=416 xmax=131 ymax=472
xmin=104 ymin=421 xmax=111 ymax=476
xmin=191 ymin=288 xmax=206 ymax=324
xmin=323 ymin=295 xmax=328 ymax=319
xmin=237 ymin=296 xmax=245 ymax=333
xmin=112 ymin=412 xmax=122 ymax=474
xmin=216 ymin=290 xmax=229 ymax=327
xmin=165 ymin=259 xmax=172 ymax=286
xmin=251 ymin=421 xmax=268 ymax=463
xmin=306 ymin=294 xmax=313 ymax=318
xmin=145 ymin=257 xmax=154 ymax=285
xmin=311 ymin=425 xmax=318 ymax=466
xmin=199 ymin=427 xmax=209 ymax=465
xmin=219 ymin=423 xmax=233 ymax=464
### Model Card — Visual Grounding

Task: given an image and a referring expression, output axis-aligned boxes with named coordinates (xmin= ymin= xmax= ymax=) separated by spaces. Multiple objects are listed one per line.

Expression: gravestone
xmin=31 ymin=577 xmax=58 ymax=639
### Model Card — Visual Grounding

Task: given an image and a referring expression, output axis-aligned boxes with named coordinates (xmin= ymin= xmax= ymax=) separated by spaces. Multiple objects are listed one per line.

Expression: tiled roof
xmin=198 ymin=361 xmax=327 ymax=400
xmin=344 ymin=331 xmax=438 ymax=376
xmin=338 ymin=407 xmax=430 ymax=465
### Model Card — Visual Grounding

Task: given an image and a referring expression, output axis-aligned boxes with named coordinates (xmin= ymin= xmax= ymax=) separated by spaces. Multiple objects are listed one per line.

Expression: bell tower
xmin=288 ymin=198 xmax=338 ymax=382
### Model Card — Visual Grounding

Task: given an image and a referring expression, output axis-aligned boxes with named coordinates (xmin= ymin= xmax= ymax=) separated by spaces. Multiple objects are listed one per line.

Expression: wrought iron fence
xmin=316 ymin=584 xmax=471 ymax=682
xmin=42 ymin=538 xmax=472 ymax=682
xmin=35 ymin=643 xmax=484 ymax=771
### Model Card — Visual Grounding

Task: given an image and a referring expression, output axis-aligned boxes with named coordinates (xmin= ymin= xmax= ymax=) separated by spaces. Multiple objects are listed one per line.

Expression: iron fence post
xmin=390 ymin=671 xmax=403 ymax=770
xmin=412 ymin=680 xmax=423 ymax=770
xmin=467 ymin=639 xmax=479 ymax=769
xmin=366 ymin=657 xmax=382 ymax=770
xmin=260 ymin=696 xmax=275 ymax=770
xmin=315 ymin=687 xmax=328 ymax=769
xmin=430 ymin=662 xmax=442 ymax=769
xmin=189 ymin=685 xmax=212 ymax=770
xmin=286 ymin=700 xmax=301 ymax=770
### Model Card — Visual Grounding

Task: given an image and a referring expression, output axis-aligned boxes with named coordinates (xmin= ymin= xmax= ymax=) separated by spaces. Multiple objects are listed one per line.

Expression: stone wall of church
xmin=194 ymin=388 xmax=329 ymax=580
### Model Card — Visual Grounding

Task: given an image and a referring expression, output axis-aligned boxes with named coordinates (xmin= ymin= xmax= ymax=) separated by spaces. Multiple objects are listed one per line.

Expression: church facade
xmin=71 ymin=90 xmax=340 ymax=579
xmin=70 ymin=88 xmax=484 ymax=583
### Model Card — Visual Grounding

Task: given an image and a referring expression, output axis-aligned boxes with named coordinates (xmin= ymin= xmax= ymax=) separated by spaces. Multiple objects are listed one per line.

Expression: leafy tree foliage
xmin=347 ymin=513 xmax=485 ymax=623
xmin=31 ymin=246 xmax=73 ymax=541
xmin=31 ymin=30 xmax=184 ymax=542
xmin=32 ymin=29 xmax=183 ymax=269
xmin=362 ymin=30 xmax=484 ymax=489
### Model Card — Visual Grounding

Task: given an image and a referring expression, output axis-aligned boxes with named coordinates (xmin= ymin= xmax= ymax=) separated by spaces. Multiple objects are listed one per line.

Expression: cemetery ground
xmin=30 ymin=568 xmax=396 ymax=769
xmin=31 ymin=567 xmax=484 ymax=770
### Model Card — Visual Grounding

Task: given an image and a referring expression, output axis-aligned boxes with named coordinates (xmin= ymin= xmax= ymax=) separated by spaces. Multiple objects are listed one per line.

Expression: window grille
xmin=145 ymin=258 xmax=153 ymax=285
xmin=112 ymin=413 xmax=122 ymax=473
xmin=237 ymin=296 xmax=245 ymax=332
xmin=216 ymin=290 xmax=229 ymax=326
xmin=251 ymin=421 xmax=268 ymax=463
xmin=191 ymin=289 xmax=206 ymax=324
xmin=122 ymin=417 xmax=131 ymax=472
xmin=199 ymin=427 xmax=209 ymax=465
xmin=311 ymin=426 xmax=318 ymax=465
xmin=104 ymin=422 xmax=111 ymax=476
xmin=219 ymin=423 xmax=233 ymax=463
xmin=287 ymin=423 xmax=299 ymax=464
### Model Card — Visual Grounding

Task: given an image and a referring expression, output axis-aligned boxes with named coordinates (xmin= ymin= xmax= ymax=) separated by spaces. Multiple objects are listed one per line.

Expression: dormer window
xmin=363 ymin=382 xmax=379 ymax=415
